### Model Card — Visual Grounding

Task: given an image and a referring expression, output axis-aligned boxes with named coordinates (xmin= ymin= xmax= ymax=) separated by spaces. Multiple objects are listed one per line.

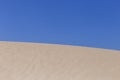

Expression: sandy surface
xmin=0 ymin=41 xmax=120 ymax=80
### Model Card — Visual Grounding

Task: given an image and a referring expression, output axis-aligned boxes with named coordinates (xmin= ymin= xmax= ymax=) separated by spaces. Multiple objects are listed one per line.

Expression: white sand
xmin=0 ymin=42 xmax=120 ymax=80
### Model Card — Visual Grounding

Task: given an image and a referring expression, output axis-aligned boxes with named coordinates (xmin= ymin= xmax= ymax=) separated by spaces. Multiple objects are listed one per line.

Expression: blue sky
xmin=0 ymin=0 xmax=120 ymax=50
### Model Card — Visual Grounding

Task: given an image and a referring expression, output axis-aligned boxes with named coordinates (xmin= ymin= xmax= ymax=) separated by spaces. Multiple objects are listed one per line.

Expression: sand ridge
xmin=0 ymin=41 xmax=120 ymax=80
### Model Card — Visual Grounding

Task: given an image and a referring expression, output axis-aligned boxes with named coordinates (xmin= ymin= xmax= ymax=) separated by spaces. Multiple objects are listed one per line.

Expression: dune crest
xmin=0 ymin=42 xmax=120 ymax=80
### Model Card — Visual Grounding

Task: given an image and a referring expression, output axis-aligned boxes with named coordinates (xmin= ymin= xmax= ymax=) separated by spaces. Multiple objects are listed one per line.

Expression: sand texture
xmin=0 ymin=41 xmax=120 ymax=80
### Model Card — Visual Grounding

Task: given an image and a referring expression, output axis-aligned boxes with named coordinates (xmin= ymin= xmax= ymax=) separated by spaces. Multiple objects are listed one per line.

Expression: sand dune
xmin=0 ymin=41 xmax=120 ymax=80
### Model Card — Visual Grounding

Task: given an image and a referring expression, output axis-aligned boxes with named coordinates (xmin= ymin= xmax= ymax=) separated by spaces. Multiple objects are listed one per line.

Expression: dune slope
xmin=0 ymin=42 xmax=120 ymax=80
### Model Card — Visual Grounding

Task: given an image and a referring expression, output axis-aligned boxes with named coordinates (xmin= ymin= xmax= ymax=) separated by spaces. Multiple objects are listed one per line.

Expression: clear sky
xmin=0 ymin=0 xmax=120 ymax=50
